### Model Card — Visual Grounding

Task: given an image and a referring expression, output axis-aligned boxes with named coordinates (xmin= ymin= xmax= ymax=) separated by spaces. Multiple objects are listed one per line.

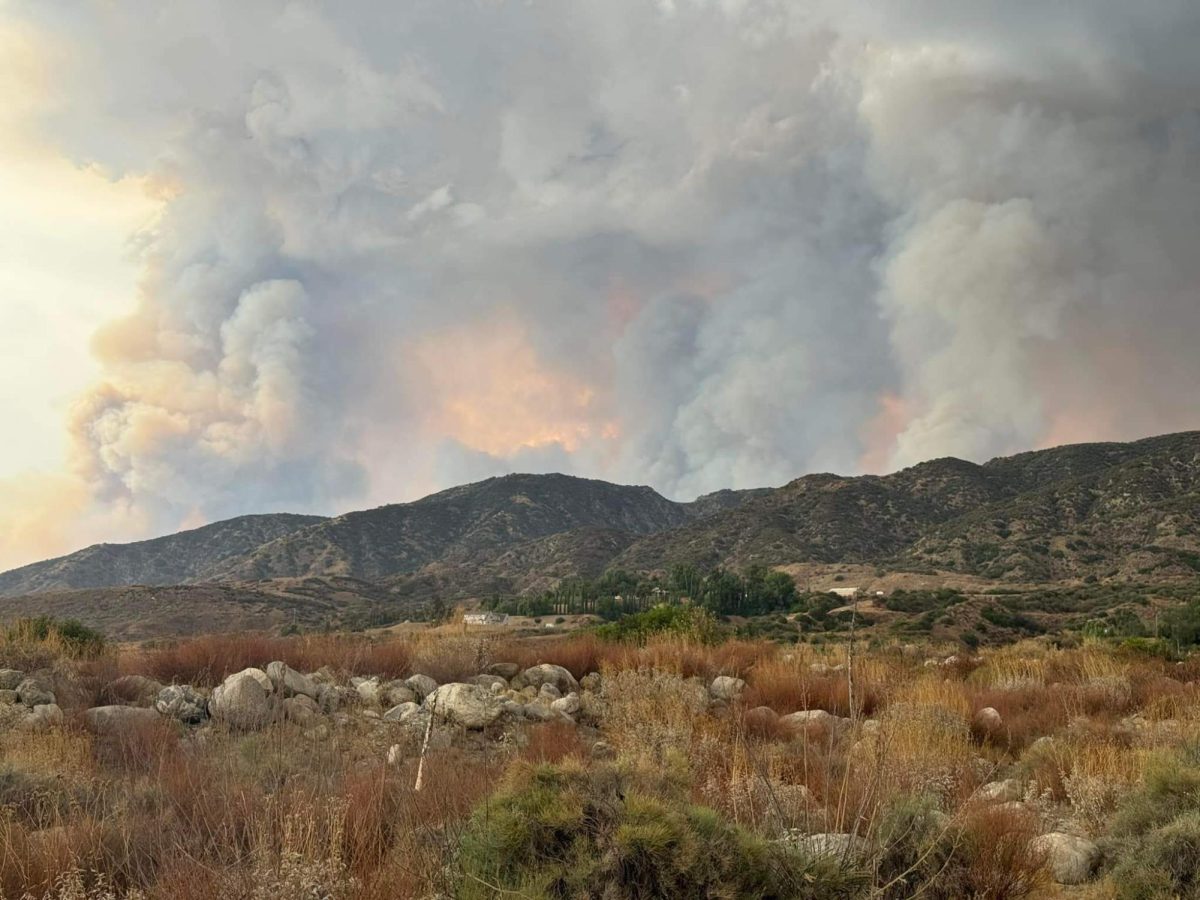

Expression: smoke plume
xmin=5 ymin=1 xmax=1200 ymax=564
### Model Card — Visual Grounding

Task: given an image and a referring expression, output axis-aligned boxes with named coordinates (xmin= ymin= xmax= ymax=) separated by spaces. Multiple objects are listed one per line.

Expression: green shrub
xmin=594 ymin=605 xmax=719 ymax=645
xmin=455 ymin=761 xmax=865 ymax=899
xmin=1106 ymin=748 xmax=1200 ymax=898
xmin=2 ymin=615 xmax=105 ymax=658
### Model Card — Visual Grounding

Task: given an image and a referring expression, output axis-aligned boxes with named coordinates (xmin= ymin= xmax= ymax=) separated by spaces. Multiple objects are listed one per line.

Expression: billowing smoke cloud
xmin=6 ymin=0 xmax=1200 ymax=561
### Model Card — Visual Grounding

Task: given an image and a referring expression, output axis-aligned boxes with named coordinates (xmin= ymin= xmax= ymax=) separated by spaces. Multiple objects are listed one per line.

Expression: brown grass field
xmin=3 ymin=623 xmax=1200 ymax=898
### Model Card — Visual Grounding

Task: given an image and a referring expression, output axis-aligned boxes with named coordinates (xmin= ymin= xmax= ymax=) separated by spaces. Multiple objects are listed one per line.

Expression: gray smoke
xmin=13 ymin=0 xmax=1200 ymax=538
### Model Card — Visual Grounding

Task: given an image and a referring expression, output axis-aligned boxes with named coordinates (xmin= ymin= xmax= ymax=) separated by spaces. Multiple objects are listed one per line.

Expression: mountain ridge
xmin=3 ymin=432 xmax=1200 ymax=604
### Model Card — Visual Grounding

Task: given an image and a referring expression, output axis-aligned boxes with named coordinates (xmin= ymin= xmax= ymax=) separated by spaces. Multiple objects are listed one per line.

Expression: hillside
xmin=3 ymin=433 xmax=1200 ymax=627
xmin=0 ymin=514 xmax=326 ymax=598
xmin=210 ymin=473 xmax=691 ymax=583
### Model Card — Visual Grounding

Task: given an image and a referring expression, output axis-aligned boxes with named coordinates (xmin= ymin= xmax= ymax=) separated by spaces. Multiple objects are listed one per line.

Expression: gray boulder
xmin=266 ymin=662 xmax=318 ymax=699
xmin=518 ymin=664 xmax=579 ymax=695
xmin=355 ymin=678 xmax=382 ymax=706
xmin=283 ymin=695 xmax=319 ymax=727
xmin=1031 ymin=833 xmax=1098 ymax=885
xmin=107 ymin=674 xmax=164 ymax=706
xmin=16 ymin=678 xmax=55 ymax=708
xmin=381 ymin=681 xmax=418 ymax=707
xmin=538 ymin=683 xmax=562 ymax=702
xmin=425 ymin=683 xmax=504 ymax=729
xmin=485 ymin=662 xmax=521 ymax=680
xmin=84 ymin=705 xmax=161 ymax=734
xmin=472 ymin=674 xmax=508 ymax=691
xmin=710 ymin=675 xmax=746 ymax=701
xmin=21 ymin=703 xmax=63 ymax=731
xmin=210 ymin=670 xmax=273 ymax=729
xmin=383 ymin=701 xmax=421 ymax=723
xmin=405 ymin=674 xmax=439 ymax=701
xmin=551 ymin=693 xmax=581 ymax=716
xmin=155 ymin=685 xmax=208 ymax=724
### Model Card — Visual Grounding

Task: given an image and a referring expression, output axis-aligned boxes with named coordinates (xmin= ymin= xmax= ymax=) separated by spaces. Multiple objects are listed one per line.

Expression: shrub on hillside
xmin=594 ymin=605 xmax=719 ymax=644
xmin=454 ymin=761 xmax=864 ymax=899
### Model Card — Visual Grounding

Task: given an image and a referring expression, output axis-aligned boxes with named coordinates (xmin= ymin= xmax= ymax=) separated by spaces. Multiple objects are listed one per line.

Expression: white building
xmin=462 ymin=611 xmax=508 ymax=626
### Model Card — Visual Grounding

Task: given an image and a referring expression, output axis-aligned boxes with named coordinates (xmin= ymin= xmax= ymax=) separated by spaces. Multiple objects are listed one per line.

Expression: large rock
xmin=472 ymin=674 xmax=508 ymax=692
xmin=16 ymin=678 xmax=54 ymax=708
xmin=155 ymin=685 xmax=208 ymax=724
xmin=381 ymin=680 xmax=418 ymax=707
xmin=485 ymin=662 xmax=521 ymax=680
xmin=355 ymin=678 xmax=382 ymax=707
xmin=0 ymin=669 xmax=26 ymax=691
xmin=710 ymin=675 xmax=746 ymax=701
xmin=266 ymin=662 xmax=318 ymax=699
xmin=977 ymin=779 xmax=1023 ymax=803
xmin=1031 ymin=833 xmax=1098 ymax=885
xmin=21 ymin=704 xmax=63 ymax=732
xmin=235 ymin=668 xmax=273 ymax=694
xmin=973 ymin=706 xmax=1004 ymax=732
xmin=84 ymin=705 xmax=161 ymax=734
xmin=106 ymin=675 xmax=164 ymax=706
xmin=383 ymin=701 xmax=421 ymax=723
xmin=425 ymin=683 xmax=504 ymax=729
xmin=518 ymin=664 xmax=578 ymax=695
xmin=405 ymin=674 xmax=439 ymax=701
xmin=282 ymin=695 xmax=319 ymax=727
xmin=210 ymin=670 xmax=273 ymax=729
xmin=551 ymin=693 xmax=581 ymax=716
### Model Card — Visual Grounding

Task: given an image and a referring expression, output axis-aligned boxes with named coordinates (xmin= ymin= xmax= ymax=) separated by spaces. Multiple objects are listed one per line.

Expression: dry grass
xmin=8 ymin=629 xmax=1200 ymax=897
xmin=133 ymin=634 xmax=414 ymax=685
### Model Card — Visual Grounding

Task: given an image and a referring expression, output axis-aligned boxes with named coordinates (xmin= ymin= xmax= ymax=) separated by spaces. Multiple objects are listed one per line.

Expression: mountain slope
xmin=0 ymin=514 xmax=327 ymax=597
xmin=210 ymin=473 xmax=692 ymax=582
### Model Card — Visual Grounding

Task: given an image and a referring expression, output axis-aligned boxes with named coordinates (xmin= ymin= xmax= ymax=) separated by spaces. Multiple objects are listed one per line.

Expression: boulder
xmin=785 ymin=832 xmax=867 ymax=859
xmin=425 ymin=683 xmax=504 ymax=729
xmin=710 ymin=675 xmax=746 ymax=701
xmin=355 ymin=678 xmax=382 ymax=706
xmin=518 ymin=664 xmax=579 ymax=696
xmin=977 ymin=779 xmax=1023 ymax=803
xmin=381 ymin=681 xmax=418 ymax=707
xmin=973 ymin=707 xmax=1003 ymax=732
xmin=266 ymin=662 xmax=318 ymax=699
xmin=780 ymin=709 xmax=836 ymax=730
xmin=283 ymin=695 xmax=319 ymax=726
xmin=484 ymin=662 xmax=521 ymax=680
xmin=538 ymin=683 xmax=562 ymax=702
xmin=316 ymin=684 xmax=352 ymax=714
xmin=745 ymin=706 xmax=780 ymax=731
xmin=1031 ymin=832 xmax=1098 ymax=885
xmin=523 ymin=702 xmax=557 ymax=722
xmin=472 ymin=674 xmax=508 ymax=692
xmin=383 ymin=701 xmax=421 ymax=723
xmin=21 ymin=703 xmax=63 ymax=732
xmin=210 ymin=670 xmax=273 ymax=729
xmin=155 ymin=685 xmax=208 ymax=724
xmin=106 ymin=674 xmax=164 ymax=706
xmin=84 ymin=705 xmax=161 ymax=734
xmin=551 ymin=693 xmax=581 ymax=716
xmin=405 ymin=674 xmax=439 ymax=701
xmin=16 ymin=678 xmax=55 ymax=708
xmin=234 ymin=668 xmax=273 ymax=693
xmin=0 ymin=669 xmax=24 ymax=691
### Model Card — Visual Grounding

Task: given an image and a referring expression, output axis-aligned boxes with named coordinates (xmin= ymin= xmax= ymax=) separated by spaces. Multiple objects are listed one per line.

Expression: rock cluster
xmin=0 ymin=669 xmax=63 ymax=732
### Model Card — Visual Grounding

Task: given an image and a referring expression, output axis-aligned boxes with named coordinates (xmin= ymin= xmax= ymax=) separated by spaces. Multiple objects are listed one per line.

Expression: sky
xmin=2 ymin=1 xmax=1200 ymax=571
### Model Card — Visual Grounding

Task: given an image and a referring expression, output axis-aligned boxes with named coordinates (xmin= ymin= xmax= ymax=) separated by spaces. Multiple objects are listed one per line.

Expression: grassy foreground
xmin=3 ymin=624 xmax=1200 ymax=898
